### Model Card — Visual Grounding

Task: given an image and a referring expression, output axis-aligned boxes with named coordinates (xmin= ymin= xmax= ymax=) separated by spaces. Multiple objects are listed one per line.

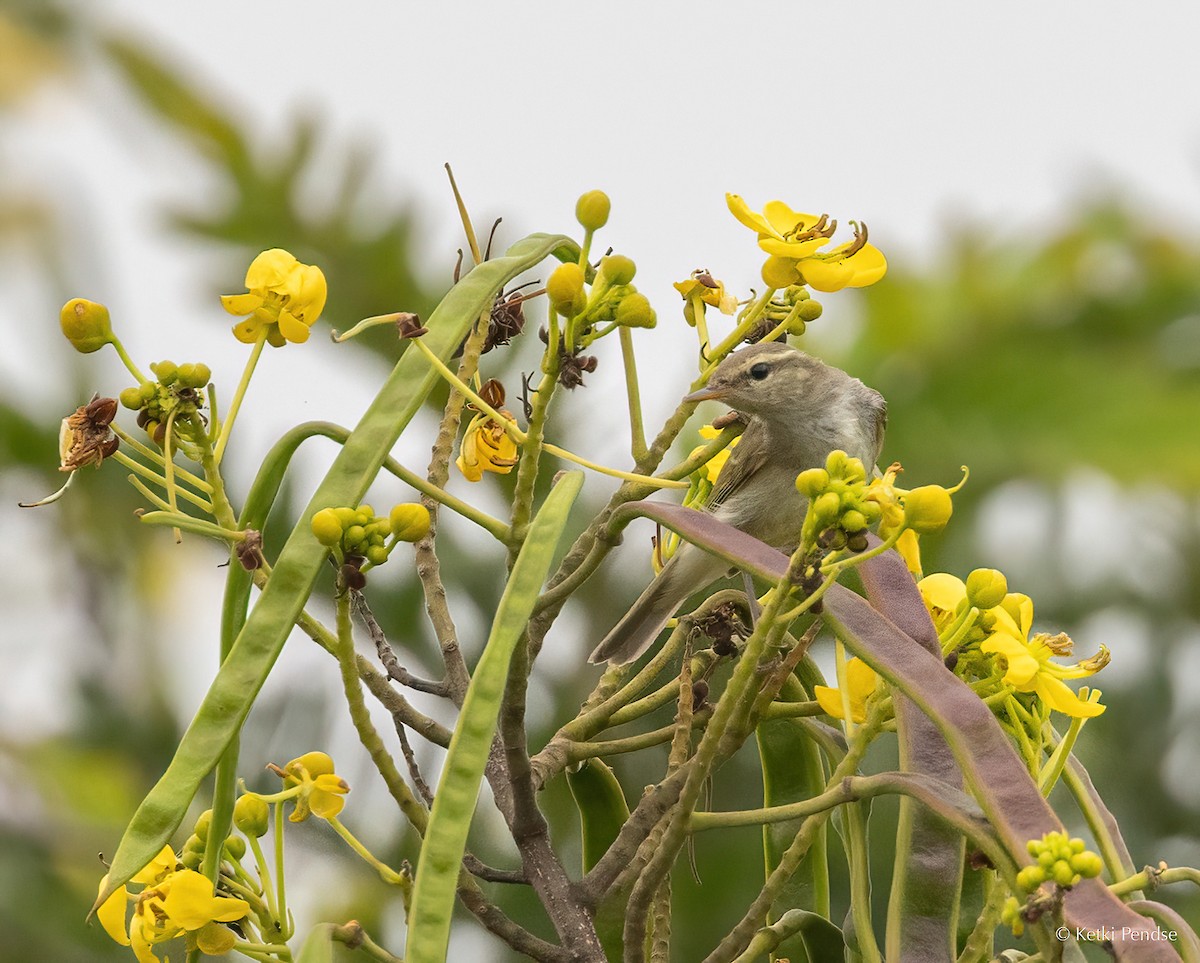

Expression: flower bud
xmin=311 ymin=508 xmax=344 ymax=547
xmin=183 ymin=834 xmax=205 ymax=855
xmin=795 ymin=467 xmax=830 ymax=498
xmin=284 ymin=751 xmax=336 ymax=784
xmin=176 ymin=363 xmax=196 ymax=386
xmin=841 ymin=509 xmax=867 ymax=533
xmin=194 ymin=809 xmax=213 ymax=841
xmin=615 ymin=292 xmax=656 ymax=329
xmin=1015 ymin=865 xmax=1045 ymax=892
xmin=599 ymin=254 xmax=637 ymax=285
xmin=813 ymin=491 xmax=841 ymax=523
xmin=903 ymin=485 xmax=954 ymax=534
xmin=119 ymin=386 xmax=144 ymax=410
xmin=390 ymin=503 xmax=431 ymax=542
xmin=1052 ymin=861 xmax=1079 ymax=888
xmin=223 ymin=835 xmax=247 ymax=861
xmin=798 ymin=299 xmax=823 ymax=321
xmin=575 ymin=190 xmax=611 ymax=231
xmin=233 ymin=793 xmax=270 ymax=837
xmin=761 ymin=256 xmax=801 ymax=289
xmin=546 ymin=263 xmax=587 ymax=317
xmin=366 ymin=544 xmax=389 ymax=566
xmin=965 ymin=568 xmax=1008 ymax=609
xmin=151 ymin=360 xmax=178 ymax=385
xmin=59 ymin=298 xmax=114 ymax=354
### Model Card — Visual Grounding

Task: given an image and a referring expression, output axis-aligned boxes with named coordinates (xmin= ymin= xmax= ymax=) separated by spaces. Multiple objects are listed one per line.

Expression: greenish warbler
xmin=589 ymin=341 xmax=887 ymax=664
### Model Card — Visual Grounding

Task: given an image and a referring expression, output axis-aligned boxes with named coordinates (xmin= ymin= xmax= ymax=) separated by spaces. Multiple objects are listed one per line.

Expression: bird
xmin=588 ymin=341 xmax=887 ymax=665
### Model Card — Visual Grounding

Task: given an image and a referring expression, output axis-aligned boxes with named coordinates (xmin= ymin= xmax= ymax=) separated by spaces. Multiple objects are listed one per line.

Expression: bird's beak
xmin=683 ymin=385 xmax=728 ymax=404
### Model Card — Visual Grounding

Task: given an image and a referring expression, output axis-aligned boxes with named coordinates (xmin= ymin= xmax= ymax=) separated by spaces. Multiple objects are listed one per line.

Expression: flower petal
xmin=918 ymin=573 xmax=967 ymax=612
xmin=1034 ymin=675 xmax=1106 ymax=718
xmin=845 ymin=244 xmax=888 ymax=287
xmin=762 ymin=200 xmax=819 ymax=237
xmin=277 ymin=310 xmax=311 ymax=344
xmin=981 ymin=632 xmax=1040 ymax=687
xmin=220 ymin=293 xmax=260 ymax=317
xmin=757 ymin=236 xmax=832 ymax=259
xmin=798 ymin=257 xmax=854 ymax=293
xmin=162 ymin=870 xmax=249 ymax=930
xmin=232 ymin=318 xmax=262 ymax=344
xmin=725 ymin=193 xmax=773 ymax=235
xmin=96 ymin=878 xmax=131 ymax=946
xmin=244 ymin=248 xmax=298 ymax=290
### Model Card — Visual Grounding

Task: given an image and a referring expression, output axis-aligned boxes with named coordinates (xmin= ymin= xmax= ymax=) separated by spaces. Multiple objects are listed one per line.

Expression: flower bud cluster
xmin=311 ymin=503 xmax=430 ymax=589
xmin=118 ymin=360 xmax=211 ymax=447
xmin=796 ymin=450 xmax=882 ymax=553
xmin=1016 ymin=832 xmax=1104 ymax=892
xmin=755 ymin=285 xmax=823 ymax=340
xmin=180 ymin=808 xmax=246 ymax=870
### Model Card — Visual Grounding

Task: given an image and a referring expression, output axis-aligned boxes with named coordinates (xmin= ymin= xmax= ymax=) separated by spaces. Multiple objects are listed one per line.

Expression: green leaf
xmin=404 ymin=470 xmax=584 ymax=963
xmin=93 ymin=232 xmax=573 ymax=913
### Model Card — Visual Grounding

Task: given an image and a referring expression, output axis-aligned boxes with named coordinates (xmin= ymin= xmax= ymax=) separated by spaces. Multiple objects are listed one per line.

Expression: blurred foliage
xmin=0 ymin=3 xmax=1197 ymax=960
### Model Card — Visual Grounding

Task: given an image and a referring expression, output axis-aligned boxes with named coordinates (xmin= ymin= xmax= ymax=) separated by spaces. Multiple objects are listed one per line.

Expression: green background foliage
xmin=1 ymin=3 xmax=1197 ymax=959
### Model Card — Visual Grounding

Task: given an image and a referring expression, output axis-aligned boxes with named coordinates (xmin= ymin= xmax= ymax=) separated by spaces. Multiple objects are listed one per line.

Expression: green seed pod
xmin=233 ymin=793 xmax=270 ymax=837
xmin=965 ymin=568 xmax=1008 ymax=610
xmin=575 ymin=190 xmax=611 ymax=231
xmin=599 ymin=254 xmax=636 ymax=285
xmin=795 ymin=467 xmax=830 ymax=498
xmin=311 ymin=508 xmax=344 ymax=547
xmin=615 ymin=292 xmax=656 ymax=329
xmin=59 ymin=298 xmax=114 ymax=353
xmin=546 ymin=262 xmax=587 ymax=316
xmin=119 ymin=386 xmax=144 ymax=410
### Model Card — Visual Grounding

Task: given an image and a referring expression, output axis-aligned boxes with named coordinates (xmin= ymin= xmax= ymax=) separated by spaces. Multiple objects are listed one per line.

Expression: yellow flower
xmin=456 ymin=410 xmax=520 ymax=482
xmin=98 ymin=849 xmax=248 ymax=963
xmin=726 ymin=193 xmax=888 ymax=293
xmin=981 ymin=601 xmax=1108 ymax=719
xmin=221 ymin=248 xmax=327 ymax=347
xmin=281 ymin=750 xmax=350 ymax=822
xmin=814 ymin=657 xmax=879 ymax=723
xmin=673 ymin=271 xmax=738 ymax=316
xmin=918 ymin=574 xmax=1108 ymax=719
xmin=691 ymin=423 xmax=740 ymax=483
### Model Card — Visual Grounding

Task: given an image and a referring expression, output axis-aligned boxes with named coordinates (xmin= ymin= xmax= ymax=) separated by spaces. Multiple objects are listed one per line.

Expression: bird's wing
xmin=706 ymin=416 xmax=769 ymax=512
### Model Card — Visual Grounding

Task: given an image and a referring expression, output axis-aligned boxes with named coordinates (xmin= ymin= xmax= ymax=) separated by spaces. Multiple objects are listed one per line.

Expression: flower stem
xmin=326 ymin=814 xmax=411 ymax=887
xmin=703 ymin=286 xmax=777 ymax=371
xmin=110 ymin=425 xmax=213 ymax=492
xmin=541 ymin=442 xmax=688 ymax=489
xmin=108 ymin=334 xmax=150 ymax=384
xmin=411 ymin=337 xmax=526 ymax=441
xmin=618 ymin=326 xmax=648 ymax=461
xmin=214 ymin=330 xmax=268 ymax=465
xmin=445 ymin=163 xmax=482 ymax=266
xmin=112 ymin=452 xmax=214 ymax=513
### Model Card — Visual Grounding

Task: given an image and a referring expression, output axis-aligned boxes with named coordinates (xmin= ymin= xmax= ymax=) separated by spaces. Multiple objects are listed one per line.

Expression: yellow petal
xmin=130 ymin=923 xmax=160 ymax=963
xmin=798 ymin=257 xmax=854 ymax=293
xmin=220 ymin=293 xmax=260 ymax=316
xmin=981 ymin=632 xmax=1040 ymax=687
xmin=762 ymin=200 xmax=819 ymax=237
xmin=918 ymin=573 xmax=966 ymax=612
xmin=292 ymin=263 xmax=327 ymax=321
xmin=814 ymin=684 xmax=851 ymax=721
xmin=757 ymin=236 xmax=831 ymax=259
xmin=896 ymin=529 xmax=923 ymax=579
xmin=244 ymin=248 xmax=298 ymax=291
xmin=311 ymin=789 xmax=347 ymax=819
xmin=132 ymin=845 xmax=179 ymax=885
xmin=162 ymin=870 xmax=249 ymax=929
xmin=277 ymin=309 xmax=311 ymax=344
xmin=845 ymin=657 xmax=879 ymax=703
xmin=231 ymin=318 xmax=262 ymax=344
xmin=456 ymin=452 xmax=484 ymax=482
xmin=195 ymin=920 xmax=236 ymax=955
xmin=96 ymin=878 xmax=131 ymax=945
xmin=845 ymin=244 xmax=888 ymax=287
xmin=725 ymin=193 xmax=773 ymax=234
xmin=1034 ymin=675 xmax=1106 ymax=718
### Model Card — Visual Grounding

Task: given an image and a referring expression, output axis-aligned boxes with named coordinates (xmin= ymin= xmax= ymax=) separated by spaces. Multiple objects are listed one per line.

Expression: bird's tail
xmin=588 ymin=550 xmax=720 ymax=665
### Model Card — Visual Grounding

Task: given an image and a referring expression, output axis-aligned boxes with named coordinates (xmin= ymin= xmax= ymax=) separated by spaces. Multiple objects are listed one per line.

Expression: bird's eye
xmin=749 ymin=362 xmax=770 ymax=381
